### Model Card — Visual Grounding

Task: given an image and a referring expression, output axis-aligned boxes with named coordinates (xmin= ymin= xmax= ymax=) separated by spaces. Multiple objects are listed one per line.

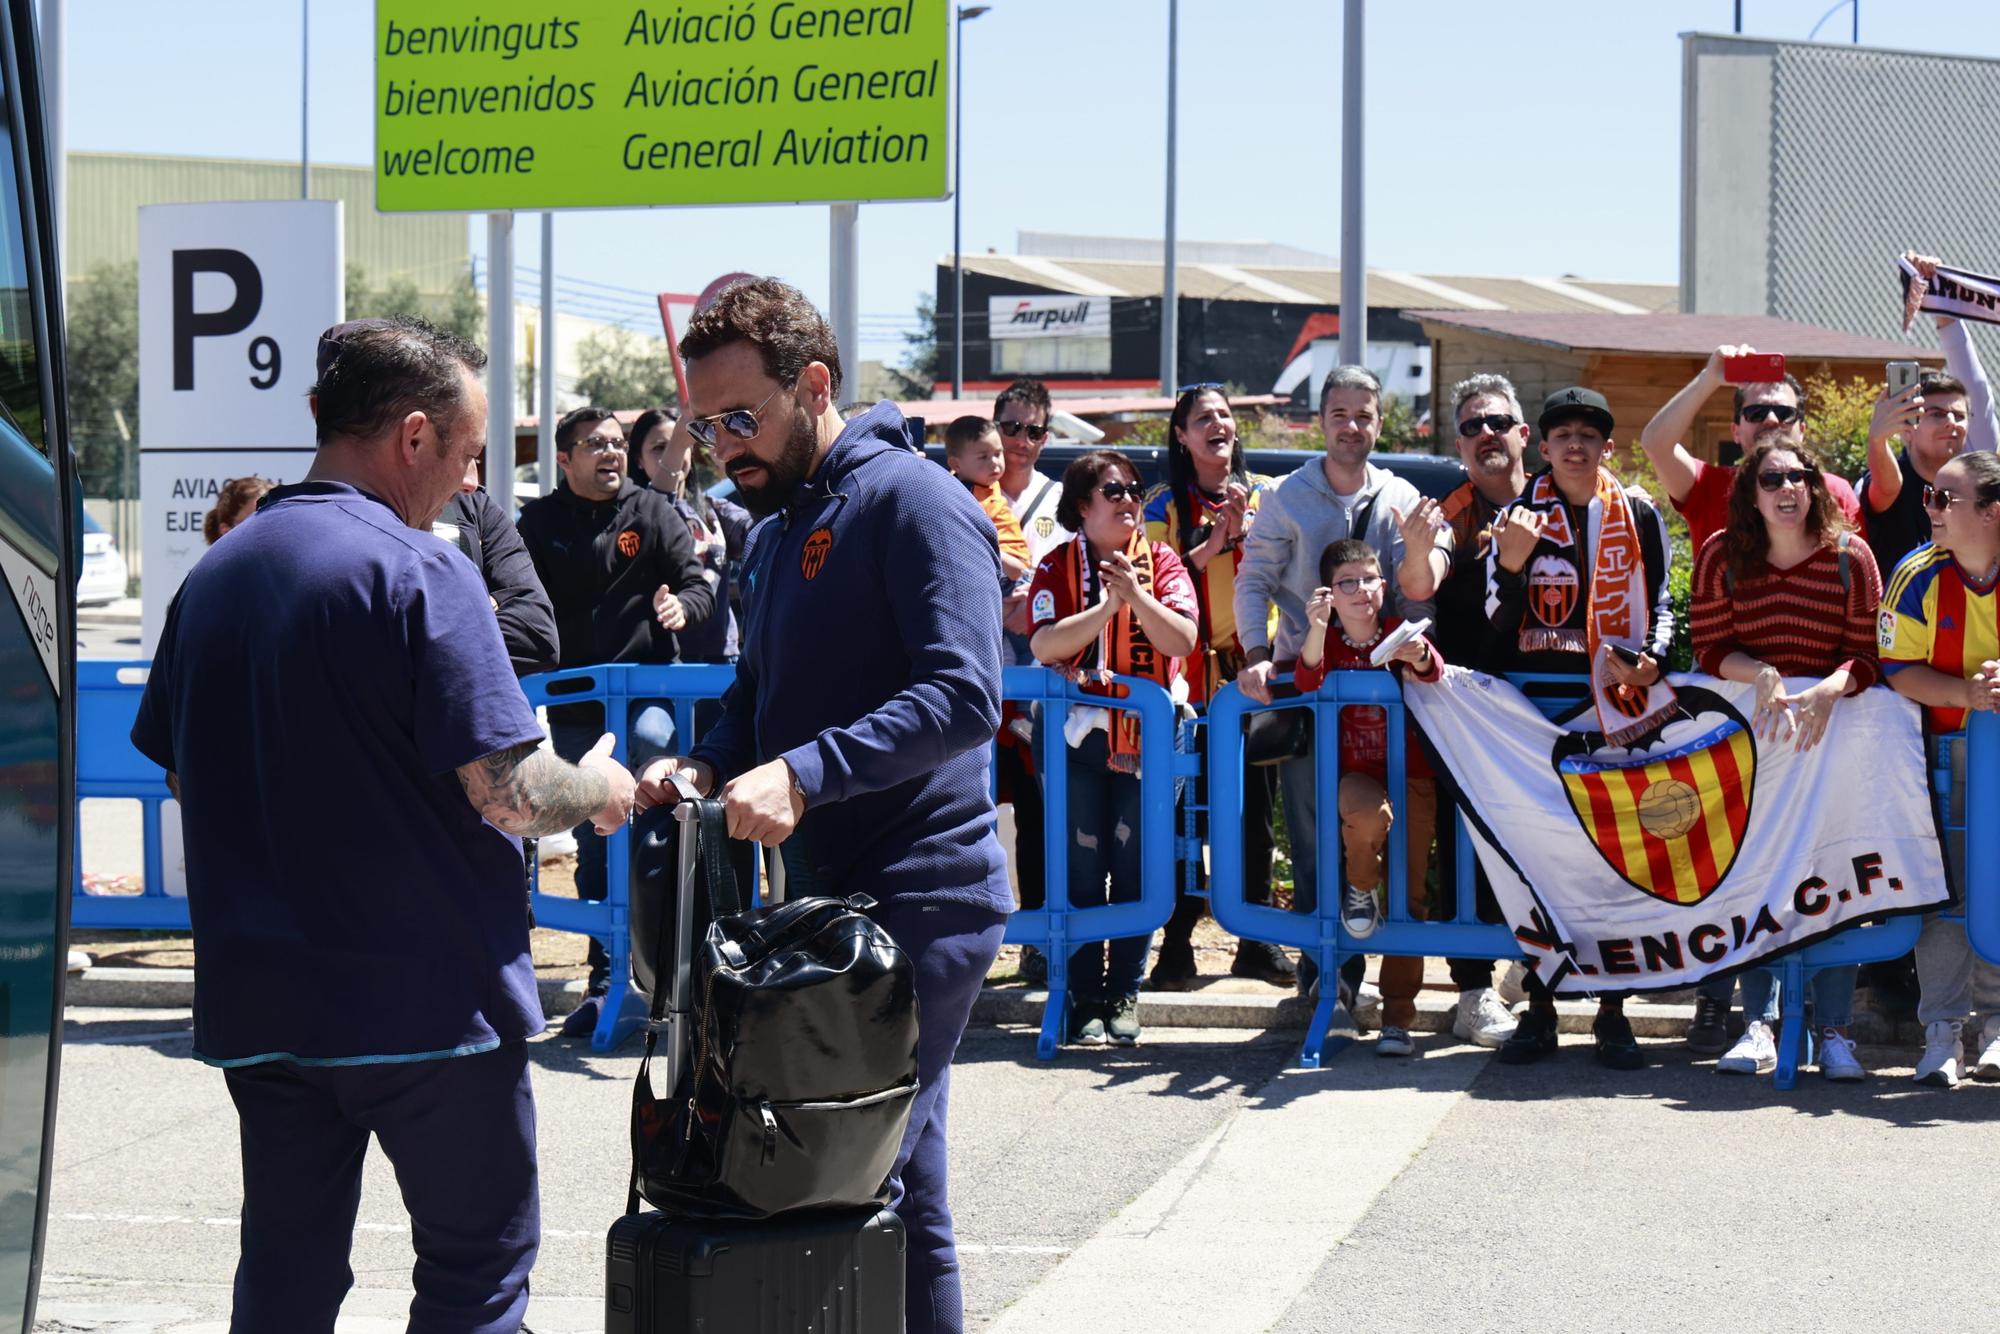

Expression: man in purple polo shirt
xmin=132 ymin=317 xmax=634 ymax=1332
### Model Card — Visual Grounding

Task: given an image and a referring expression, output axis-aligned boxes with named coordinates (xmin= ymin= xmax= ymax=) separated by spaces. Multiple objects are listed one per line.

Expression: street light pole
xmin=952 ymin=5 xmax=989 ymax=401
xmin=1337 ymin=0 xmax=1365 ymax=369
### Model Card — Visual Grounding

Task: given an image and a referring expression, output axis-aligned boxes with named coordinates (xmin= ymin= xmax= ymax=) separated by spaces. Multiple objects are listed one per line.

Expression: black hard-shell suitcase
xmin=605 ymin=1205 xmax=906 ymax=1333
xmin=609 ymin=791 xmax=907 ymax=1332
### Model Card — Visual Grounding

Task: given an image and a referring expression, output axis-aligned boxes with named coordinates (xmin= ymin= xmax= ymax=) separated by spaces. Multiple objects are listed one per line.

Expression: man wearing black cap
xmin=1481 ymin=386 xmax=1674 ymax=1071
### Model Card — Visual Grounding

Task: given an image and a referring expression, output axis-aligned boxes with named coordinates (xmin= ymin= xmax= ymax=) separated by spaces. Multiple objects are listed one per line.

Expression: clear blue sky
xmin=59 ymin=0 xmax=2000 ymax=361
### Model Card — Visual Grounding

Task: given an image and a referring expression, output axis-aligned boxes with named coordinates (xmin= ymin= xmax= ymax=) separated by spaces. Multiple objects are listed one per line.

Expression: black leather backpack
xmin=629 ymin=799 xmax=921 ymax=1220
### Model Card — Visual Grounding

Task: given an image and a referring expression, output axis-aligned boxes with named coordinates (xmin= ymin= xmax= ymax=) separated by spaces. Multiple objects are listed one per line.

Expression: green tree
xmin=1801 ymin=371 xmax=1877 ymax=482
xmin=64 ymin=262 xmax=139 ymax=495
xmin=884 ymin=291 xmax=939 ymax=399
xmin=572 ymin=326 xmax=678 ymax=410
xmin=346 ymin=263 xmax=486 ymax=345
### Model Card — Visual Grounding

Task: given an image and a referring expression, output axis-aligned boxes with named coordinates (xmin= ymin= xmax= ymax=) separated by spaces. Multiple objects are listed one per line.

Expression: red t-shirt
xmin=1026 ymin=540 xmax=1199 ymax=679
xmin=1291 ymin=616 xmax=1439 ymax=782
xmin=1674 ymin=458 xmax=1862 ymax=554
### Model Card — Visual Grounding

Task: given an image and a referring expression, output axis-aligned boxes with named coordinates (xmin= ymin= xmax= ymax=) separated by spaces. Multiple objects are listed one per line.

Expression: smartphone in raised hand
xmin=1723 ymin=352 xmax=1787 ymax=384
xmin=1886 ymin=360 xmax=1921 ymax=397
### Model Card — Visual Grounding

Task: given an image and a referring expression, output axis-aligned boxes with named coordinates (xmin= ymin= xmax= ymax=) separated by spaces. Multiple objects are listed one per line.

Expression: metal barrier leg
xmin=1775 ymin=957 xmax=1808 ymax=1091
xmin=1297 ymin=943 xmax=1353 ymax=1070
xmin=1038 ymin=941 xmax=1070 ymax=1061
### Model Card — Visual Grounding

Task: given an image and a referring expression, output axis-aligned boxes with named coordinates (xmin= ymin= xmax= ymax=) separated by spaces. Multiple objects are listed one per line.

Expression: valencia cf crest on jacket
xmin=800 ymin=527 xmax=833 ymax=580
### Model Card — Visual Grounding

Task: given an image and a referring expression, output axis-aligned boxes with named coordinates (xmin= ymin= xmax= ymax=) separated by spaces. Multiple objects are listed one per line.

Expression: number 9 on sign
xmin=248 ymin=335 xmax=280 ymax=389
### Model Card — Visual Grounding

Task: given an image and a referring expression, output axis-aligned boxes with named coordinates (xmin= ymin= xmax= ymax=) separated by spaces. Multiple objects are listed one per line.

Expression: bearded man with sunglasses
xmin=1640 ymin=346 xmax=1863 ymax=557
xmin=633 ymin=278 xmax=1011 ymax=1334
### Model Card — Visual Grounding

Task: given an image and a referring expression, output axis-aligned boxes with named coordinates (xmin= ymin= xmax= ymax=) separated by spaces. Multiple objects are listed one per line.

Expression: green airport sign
xmin=375 ymin=2 xmax=950 ymax=212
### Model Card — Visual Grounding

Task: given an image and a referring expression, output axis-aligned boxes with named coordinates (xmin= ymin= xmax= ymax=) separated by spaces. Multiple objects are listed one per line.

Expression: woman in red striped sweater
xmin=1690 ymin=439 xmax=1884 ymax=1082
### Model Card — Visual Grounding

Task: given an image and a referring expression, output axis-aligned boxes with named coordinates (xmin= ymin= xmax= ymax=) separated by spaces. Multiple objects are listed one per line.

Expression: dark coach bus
xmin=0 ymin=0 xmax=75 ymax=1328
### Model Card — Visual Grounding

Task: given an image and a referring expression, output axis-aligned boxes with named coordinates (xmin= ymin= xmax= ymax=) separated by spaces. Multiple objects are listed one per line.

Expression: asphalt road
xmin=33 ymin=1008 xmax=2000 ymax=1333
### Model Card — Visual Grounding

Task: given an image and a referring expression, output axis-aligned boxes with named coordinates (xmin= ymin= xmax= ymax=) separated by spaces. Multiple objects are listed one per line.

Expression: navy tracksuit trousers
xmin=222 ymin=1041 xmax=538 ymax=1334
xmin=873 ymin=899 xmax=1008 ymax=1334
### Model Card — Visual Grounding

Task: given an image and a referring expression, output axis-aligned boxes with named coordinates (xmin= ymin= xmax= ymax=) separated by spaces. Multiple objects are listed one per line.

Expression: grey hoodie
xmin=1232 ymin=457 xmax=1437 ymax=662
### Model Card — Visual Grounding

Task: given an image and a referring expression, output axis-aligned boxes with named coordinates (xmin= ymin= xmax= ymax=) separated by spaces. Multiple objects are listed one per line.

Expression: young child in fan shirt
xmin=944 ymin=415 xmax=1031 ymax=581
xmin=1291 ymin=537 xmax=1442 ymax=1058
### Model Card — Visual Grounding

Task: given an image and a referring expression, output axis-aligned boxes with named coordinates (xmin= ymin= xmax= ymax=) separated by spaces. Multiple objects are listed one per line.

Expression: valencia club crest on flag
xmin=1549 ymin=685 xmax=1755 ymax=906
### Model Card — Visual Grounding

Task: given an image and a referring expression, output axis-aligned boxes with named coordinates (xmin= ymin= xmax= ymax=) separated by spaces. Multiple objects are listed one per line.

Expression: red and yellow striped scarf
xmin=1055 ymin=530 xmax=1176 ymax=773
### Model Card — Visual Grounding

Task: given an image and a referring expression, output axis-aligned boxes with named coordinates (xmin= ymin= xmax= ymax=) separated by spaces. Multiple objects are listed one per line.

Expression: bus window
xmin=0 ymin=0 xmax=74 ymax=1328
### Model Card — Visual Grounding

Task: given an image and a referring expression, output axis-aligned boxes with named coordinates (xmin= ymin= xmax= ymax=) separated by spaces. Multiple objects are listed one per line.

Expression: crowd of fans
xmin=220 ymin=273 xmax=2000 ymax=1087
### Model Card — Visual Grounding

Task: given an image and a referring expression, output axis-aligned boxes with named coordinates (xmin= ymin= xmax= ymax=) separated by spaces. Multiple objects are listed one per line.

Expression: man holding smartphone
xmin=1639 ymin=347 xmax=1863 ymax=555
xmin=1858 ymin=364 xmax=1976 ymax=572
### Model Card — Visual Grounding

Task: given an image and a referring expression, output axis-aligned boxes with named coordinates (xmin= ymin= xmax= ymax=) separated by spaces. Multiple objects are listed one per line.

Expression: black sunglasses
xmin=686 ymin=383 xmax=789 ymax=448
xmin=1755 ymin=467 xmax=1818 ymax=492
xmin=1921 ymin=483 xmax=1989 ymax=514
xmin=1097 ymin=481 xmax=1143 ymax=503
xmin=1738 ymin=403 xmax=1799 ymax=424
xmin=996 ymin=419 xmax=1050 ymax=444
xmin=1457 ymin=413 xmax=1520 ymax=438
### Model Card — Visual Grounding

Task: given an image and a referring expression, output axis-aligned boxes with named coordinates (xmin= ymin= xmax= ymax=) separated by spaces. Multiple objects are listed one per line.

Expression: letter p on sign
xmin=171 ymin=249 xmax=263 ymax=391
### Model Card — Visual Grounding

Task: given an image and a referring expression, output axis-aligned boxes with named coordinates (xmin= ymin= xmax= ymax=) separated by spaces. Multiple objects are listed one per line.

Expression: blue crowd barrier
xmin=1207 ymin=670 xmax=1934 ymax=1082
xmin=1963 ymin=715 xmax=2000 ymax=969
xmin=998 ymin=666 xmax=1192 ymax=1059
xmin=517 ymin=662 xmax=740 ymax=1051
xmin=73 ymin=661 xmax=180 ymax=928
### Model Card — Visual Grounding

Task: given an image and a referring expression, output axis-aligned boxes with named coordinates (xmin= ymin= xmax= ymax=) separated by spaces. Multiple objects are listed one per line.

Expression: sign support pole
xmin=829 ymin=204 xmax=859 ymax=402
xmin=1160 ymin=0 xmax=1179 ymax=395
xmin=538 ymin=212 xmax=555 ymax=493
xmin=486 ymin=212 xmax=515 ymax=516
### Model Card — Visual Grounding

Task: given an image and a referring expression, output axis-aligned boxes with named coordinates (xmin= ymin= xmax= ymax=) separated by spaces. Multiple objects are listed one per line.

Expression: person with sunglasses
xmin=1027 ymin=449 xmax=1199 ymax=1046
xmin=1860 ymin=364 xmax=1978 ymax=573
xmin=992 ymin=377 xmax=1068 ymax=985
xmin=1689 ymin=439 xmax=1883 ymax=1082
xmin=516 ymin=404 xmax=715 ymax=1035
xmin=634 ymin=278 xmax=1013 ymax=1334
xmin=1425 ymin=374 xmax=1535 ymax=1050
xmin=1140 ymin=383 xmax=1296 ymax=990
xmin=1881 ymin=450 xmax=2000 ymax=1087
xmin=1639 ymin=346 xmax=1862 ymax=558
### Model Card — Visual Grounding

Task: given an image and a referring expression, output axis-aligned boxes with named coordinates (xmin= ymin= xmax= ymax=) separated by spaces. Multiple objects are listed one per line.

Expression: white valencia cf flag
xmin=1404 ymin=669 xmax=1949 ymax=995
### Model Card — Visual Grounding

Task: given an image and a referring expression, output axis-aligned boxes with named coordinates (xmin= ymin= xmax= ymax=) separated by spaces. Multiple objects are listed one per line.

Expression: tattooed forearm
xmin=456 ymin=741 xmax=611 ymax=837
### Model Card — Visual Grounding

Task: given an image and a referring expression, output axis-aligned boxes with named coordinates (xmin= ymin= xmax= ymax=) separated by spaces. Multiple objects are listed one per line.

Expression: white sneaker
xmin=1915 ymin=1019 xmax=1964 ymax=1088
xmin=1496 ymin=960 xmax=1529 ymax=1007
xmin=1818 ymin=1029 xmax=1866 ymax=1082
xmin=1341 ymin=882 xmax=1380 ymax=939
xmin=1716 ymin=1020 xmax=1777 ymax=1075
xmin=1376 ymin=1025 xmax=1414 ymax=1057
xmin=1453 ymin=987 xmax=1518 ymax=1049
xmin=1975 ymin=1019 xmax=2000 ymax=1083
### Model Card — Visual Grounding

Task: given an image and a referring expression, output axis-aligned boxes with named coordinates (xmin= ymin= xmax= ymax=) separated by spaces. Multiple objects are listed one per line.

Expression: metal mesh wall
xmin=1765 ymin=41 xmax=2000 ymax=371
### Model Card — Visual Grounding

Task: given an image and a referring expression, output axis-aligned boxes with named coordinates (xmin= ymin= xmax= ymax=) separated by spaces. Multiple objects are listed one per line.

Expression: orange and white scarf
xmin=1520 ymin=469 xmax=1676 ymax=745
xmin=1054 ymin=530 xmax=1176 ymax=774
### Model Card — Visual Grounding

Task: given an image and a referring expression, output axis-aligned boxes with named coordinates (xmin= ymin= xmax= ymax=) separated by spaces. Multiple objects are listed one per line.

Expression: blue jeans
xmin=1065 ymin=730 xmax=1150 ymax=1002
xmin=1738 ymin=964 xmax=1857 ymax=1028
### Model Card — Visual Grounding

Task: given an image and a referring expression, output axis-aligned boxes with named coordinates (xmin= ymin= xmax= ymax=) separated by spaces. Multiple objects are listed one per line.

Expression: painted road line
xmin=986 ymin=1048 xmax=1487 ymax=1334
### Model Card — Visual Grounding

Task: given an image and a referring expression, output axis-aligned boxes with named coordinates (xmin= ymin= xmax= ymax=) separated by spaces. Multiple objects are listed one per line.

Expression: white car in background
xmin=76 ymin=510 xmax=128 ymax=605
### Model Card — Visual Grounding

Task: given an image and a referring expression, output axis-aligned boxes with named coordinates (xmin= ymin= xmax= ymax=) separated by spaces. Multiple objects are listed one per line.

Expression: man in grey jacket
xmin=1232 ymin=364 xmax=1450 ymax=1000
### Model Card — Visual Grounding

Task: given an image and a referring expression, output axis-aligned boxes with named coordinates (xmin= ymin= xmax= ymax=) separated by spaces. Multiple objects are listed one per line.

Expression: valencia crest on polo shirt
xmin=800 ymin=527 xmax=833 ymax=580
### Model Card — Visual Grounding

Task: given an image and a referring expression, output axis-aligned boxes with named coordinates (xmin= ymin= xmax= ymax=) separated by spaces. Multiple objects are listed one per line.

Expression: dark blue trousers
xmin=871 ymin=899 xmax=1008 ymax=1334
xmin=223 ymin=1041 xmax=539 ymax=1334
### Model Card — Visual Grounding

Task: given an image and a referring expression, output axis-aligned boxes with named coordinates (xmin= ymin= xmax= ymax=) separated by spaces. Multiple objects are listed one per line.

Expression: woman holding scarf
xmin=1482 ymin=387 xmax=1674 ymax=1071
xmin=1141 ymin=385 xmax=1296 ymax=989
xmin=1029 ymin=450 xmax=1199 ymax=1046
xmin=1690 ymin=439 xmax=1882 ymax=1081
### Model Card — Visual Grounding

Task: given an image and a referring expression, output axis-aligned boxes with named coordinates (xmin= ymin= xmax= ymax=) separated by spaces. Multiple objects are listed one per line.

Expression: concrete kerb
xmin=66 ymin=969 xmax=1930 ymax=1048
